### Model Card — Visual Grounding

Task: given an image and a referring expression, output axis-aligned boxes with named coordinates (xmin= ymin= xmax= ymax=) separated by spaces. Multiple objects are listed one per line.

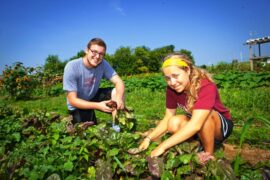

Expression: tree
xmin=178 ymin=49 xmax=195 ymax=65
xmin=149 ymin=45 xmax=175 ymax=72
xmin=112 ymin=47 xmax=135 ymax=75
xmin=70 ymin=50 xmax=85 ymax=60
xmin=44 ymin=55 xmax=64 ymax=75
xmin=134 ymin=46 xmax=151 ymax=73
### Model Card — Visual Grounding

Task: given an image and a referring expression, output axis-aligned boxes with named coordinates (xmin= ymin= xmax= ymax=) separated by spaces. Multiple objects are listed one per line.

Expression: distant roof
xmin=245 ymin=36 xmax=270 ymax=45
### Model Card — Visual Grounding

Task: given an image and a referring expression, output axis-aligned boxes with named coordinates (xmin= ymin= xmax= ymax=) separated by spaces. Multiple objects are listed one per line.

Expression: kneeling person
xmin=63 ymin=38 xmax=125 ymax=124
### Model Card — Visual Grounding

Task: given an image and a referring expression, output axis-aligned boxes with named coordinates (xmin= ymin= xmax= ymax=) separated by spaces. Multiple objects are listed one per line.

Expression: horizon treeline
xmin=4 ymin=44 xmax=265 ymax=77
xmin=44 ymin=44 xmax=196 ymax=76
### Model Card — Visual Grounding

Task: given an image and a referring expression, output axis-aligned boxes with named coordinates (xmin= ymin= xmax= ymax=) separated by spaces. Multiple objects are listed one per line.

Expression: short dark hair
xmin=87 ymin=38 xmax=107 ymax=51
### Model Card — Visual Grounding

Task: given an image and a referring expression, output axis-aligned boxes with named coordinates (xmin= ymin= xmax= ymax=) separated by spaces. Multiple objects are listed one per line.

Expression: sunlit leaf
xmin=107 ymin=148 xmax=119 ymax=157
xmin=63 ymin=161 xmax=73 ymax=171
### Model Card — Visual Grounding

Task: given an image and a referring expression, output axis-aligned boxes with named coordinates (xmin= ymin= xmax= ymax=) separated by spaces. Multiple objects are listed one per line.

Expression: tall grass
xmin=220 ymin=87 xmax=270 ymax=124
xmin=1 ymin=86 xmax=269 ymax=123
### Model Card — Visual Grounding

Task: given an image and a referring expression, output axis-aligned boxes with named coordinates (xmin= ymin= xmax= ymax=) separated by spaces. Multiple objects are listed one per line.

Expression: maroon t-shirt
xmin=166 ymin=79 xmax=232 ymax=120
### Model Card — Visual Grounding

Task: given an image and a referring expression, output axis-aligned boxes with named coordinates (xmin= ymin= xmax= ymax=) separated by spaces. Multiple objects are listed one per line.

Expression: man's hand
xmin=98 ymin=100 xmax=115 ymax=113
xmin=115 ymin=98 xmax=124 ymax=110
xmin=105 ymin=100 xmax=117 ymax=110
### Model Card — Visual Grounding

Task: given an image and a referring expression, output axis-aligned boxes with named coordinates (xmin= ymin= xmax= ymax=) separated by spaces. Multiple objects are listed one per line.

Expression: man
xmin=63 ymin=38 xmax=125 ymax=124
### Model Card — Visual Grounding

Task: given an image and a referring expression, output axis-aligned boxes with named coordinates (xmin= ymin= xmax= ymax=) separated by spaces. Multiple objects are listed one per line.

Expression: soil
xmin=223 ymin=143 xmax=270 ymax=166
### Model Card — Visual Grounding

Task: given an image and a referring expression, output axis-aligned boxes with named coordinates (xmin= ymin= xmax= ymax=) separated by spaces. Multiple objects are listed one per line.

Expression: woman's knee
xmin=167 ymin=115 xmax=188 ymax=133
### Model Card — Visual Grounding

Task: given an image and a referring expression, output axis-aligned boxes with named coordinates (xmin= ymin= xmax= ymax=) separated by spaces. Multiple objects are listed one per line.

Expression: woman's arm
xmin=139 ymin=108 xmax=176 ymax=150
xmin=151 ymin=109 xmax=211 ymax=157
xmin=148 ymin=108 xmax=176 ymax=140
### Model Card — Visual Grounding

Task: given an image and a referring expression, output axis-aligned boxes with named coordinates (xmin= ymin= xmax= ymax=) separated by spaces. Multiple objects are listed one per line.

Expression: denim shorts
xmin=69 ymin=88 xmax=113 ymax=124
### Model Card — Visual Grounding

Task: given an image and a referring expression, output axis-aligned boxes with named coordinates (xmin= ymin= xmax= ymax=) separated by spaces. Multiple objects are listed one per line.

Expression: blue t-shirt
xmin=63 ymin=58 xmax=116 ymax=110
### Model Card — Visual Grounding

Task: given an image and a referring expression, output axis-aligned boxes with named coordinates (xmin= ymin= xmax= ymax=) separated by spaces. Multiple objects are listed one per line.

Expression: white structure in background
xmin=245 ymin=36 xmax=270 ymax=71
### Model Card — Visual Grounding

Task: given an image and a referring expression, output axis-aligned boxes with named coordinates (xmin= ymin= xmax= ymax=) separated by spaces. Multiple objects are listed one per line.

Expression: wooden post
xmin=249 ymin=45 xmax=253 ymax=71
xmin=245 ymin=36 xmax=270 ymax=71
xmin=258 ymin=43 xmax=261 ymax=57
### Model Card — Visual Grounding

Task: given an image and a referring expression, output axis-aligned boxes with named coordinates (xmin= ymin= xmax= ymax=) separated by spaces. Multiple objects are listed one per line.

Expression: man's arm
xmin=67 ymin=91 xmax=113 ymax=113
xmin=110 ymin=75 xmax=125 ymax=109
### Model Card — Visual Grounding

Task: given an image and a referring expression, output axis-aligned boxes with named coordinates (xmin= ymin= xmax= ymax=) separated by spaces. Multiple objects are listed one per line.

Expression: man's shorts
xmin=69 ymin=88 xmax=113 ymax=124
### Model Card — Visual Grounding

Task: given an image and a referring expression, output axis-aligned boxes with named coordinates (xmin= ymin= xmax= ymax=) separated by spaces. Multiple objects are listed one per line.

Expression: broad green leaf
xmin=12 ymin=132 xmax=21 ymax=142
xmin=87 ymin=166 xmax=96 ymax=179
xmin=64 ymin=161 xmax=73 ymax=171
xmin=83 ymin=154 xmax=89 ymax=161
xmin=165 ymin=158 xmax=180 ymax=170
xmin=177 ymin=164 xmax=191 ymax=175
xmin=179 ymin=154 xmax=193 ymax=164
xmin=53 ymin=133 xmax=59 ymax=140
xmin=161 ymin=170 xmax=174 ymax=180
xmin=107 ymin=148 xmax=119 ymax=157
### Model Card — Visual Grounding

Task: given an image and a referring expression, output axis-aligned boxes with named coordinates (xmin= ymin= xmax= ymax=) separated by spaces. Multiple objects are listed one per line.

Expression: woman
xmin=139 ymin=53 xmax=233 ymax=164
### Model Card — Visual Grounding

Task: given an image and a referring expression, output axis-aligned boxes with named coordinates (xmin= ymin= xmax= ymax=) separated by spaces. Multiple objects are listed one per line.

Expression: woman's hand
xmin=150 ymin=145 xmax=166 ymax=157
xmin=139 ymin=137 xmax=151 ymax=151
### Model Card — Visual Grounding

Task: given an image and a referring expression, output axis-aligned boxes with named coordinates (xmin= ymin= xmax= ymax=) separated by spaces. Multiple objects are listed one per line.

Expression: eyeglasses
xmin=89 ymin=49 xmax=105 ymax=57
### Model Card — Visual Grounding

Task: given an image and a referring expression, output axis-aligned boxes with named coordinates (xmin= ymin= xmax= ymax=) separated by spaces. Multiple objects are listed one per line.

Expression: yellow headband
xmin=162 ymin=58 xmax=188 ymax=68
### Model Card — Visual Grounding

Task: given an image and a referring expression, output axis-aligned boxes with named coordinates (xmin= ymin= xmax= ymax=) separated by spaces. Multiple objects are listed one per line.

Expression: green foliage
xmin=69 ymin=50 xmax=85 ymax=60
xmin=0 ymin=106 xmax=242 ymax=179
xmin=0 ymin=70 xmax=269 ymax=179
xmin=111 ymin=47 xmax=135 ymax=75
xmin=1 ymin=62 xmax=38 ymax=100
xmin=134 ymin=46 xmax=151 ymax=73
xmin=105 ymin=45 xmax=175 ymax=75
xmin=101 ymin=71 xmax=270 ymax=92
xmin=214 ymin=71 xmax=270 ymax=89
xmin=44 ymin=55 xmax=65 ymax=75
xmin=178 ymin=49 xmax=195 ymax=65
xmin=46 ymin=83 xmax=64 ymax=97
xmin=233 ymin=116 xmax=270 ymax=176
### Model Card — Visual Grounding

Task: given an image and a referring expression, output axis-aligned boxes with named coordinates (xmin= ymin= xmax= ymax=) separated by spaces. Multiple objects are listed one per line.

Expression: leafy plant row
xmin=101 ymin=71 xmax=270 ymax=91
xmin=0 ymin=106 xmax=238 ymax=179
xmin=214 ymin=71 xmax=270 ymax=89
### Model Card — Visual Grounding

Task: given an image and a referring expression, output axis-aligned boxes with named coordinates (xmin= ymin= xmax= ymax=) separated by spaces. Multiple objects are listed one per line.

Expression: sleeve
xmin=63 ymin=62 xmax=78 ymax=92
xmin=193 ymin=82 xmax=217 ymax=110
xmin=166 ymin=87 xmax=178 ymax=109
xmin=102 ymin=60 xmax=117 ymax=80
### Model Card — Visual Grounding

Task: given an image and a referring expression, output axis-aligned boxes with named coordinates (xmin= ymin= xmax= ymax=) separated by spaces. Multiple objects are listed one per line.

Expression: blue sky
xmin=1 ymin=0 xmax=270 ymax=73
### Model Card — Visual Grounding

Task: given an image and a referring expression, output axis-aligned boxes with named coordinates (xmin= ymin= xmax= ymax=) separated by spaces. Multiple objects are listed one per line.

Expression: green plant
xmin=1 ymin=62 xmax=38 ymax=100
xmin=233 ymin=116 xmax=270 ymax=176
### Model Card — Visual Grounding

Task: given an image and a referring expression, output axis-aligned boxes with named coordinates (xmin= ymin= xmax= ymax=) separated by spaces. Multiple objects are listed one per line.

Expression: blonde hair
xmin=162 ymin=53 xmax=214 ymax=113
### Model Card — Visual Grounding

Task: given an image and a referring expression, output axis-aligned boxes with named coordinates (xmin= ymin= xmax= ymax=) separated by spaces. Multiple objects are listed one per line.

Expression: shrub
xmin=1 ymin=62 xmax=38 ymax=100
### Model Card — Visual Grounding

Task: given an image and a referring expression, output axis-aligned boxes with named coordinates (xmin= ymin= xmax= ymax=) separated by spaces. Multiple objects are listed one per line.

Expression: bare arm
xmin=151 ymin=109 xmax=211 ymax=157
xmin=148 ymin=108 xmax=176 ymax=140
xmin=139 ymin=108 xmax=176 ymax=150
xmin=67 ymin=91 xmax=113 ymax=113
xmin=110 ymin=74 xmax=125 ymax=109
